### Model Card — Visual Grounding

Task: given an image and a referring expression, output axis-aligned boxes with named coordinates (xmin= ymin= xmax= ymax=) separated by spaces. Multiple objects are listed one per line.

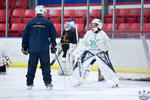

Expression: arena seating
xmin=0 ymin=9 xmax=12 ymax=23
xmin=9 ymin=23 xmax=24 ymax=37
xmin=49 ymin=10 xmax=61 ymax=24
xmin=54 ymin=24 xmax=61 ymax=37
xmin=3 ymin=0 xmax=16 ymax=8
xmin=11 ymin=9 xmax=25 ymax=23
xmin=117 ymin=23 xmax=140 ymax=31
xmin=0 ymin=0 xmax=150 ymax=38
xmin=0 ymin=0 xmax=4 ymax=9
xmin=74 ymin=9 xmax=87 ymax=24
xmin=64 ymin=9 xmax=75 ymax=22
xmin=76 ymin=24 xmax=85 ymax=38
xmin=104 ymin=9 xmax=120 ymax=23
xmin=15 ymin=0 xmax=28 ymax=9
xmin=89 ymin=9 xmax=101 ymax=23
xmin=0 ymin=24 xmax=9 ymax=37
xmin=23 ymin=9 xmax=35 ymax=23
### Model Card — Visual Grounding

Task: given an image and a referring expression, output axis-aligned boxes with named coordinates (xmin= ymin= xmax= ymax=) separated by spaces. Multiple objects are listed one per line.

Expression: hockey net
xmin=96 ymin=31 xmax=150 ymax=81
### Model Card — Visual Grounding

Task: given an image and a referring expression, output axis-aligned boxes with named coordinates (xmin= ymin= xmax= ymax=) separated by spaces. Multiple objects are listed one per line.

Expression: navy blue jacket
xmin=22 ymin=15 xmax=57 ymax=53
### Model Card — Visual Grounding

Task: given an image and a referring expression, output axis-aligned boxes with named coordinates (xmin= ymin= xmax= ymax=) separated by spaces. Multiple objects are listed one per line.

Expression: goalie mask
xmin=91 ymin=19 xmax=103 ymax=33
xmin=35 ymin=5 xmax=46 ymax=16
xmin=65 ymin=19 xmax=75 ymax=31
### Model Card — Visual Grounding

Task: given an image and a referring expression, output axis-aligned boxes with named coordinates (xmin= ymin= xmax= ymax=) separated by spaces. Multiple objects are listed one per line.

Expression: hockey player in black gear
xmin=58 ymin=19 xmax=77 ymax=76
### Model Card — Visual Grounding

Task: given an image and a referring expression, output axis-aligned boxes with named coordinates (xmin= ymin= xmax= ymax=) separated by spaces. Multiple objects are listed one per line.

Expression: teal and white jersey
xmin=81 ymin=30 xmax=110 ymax=54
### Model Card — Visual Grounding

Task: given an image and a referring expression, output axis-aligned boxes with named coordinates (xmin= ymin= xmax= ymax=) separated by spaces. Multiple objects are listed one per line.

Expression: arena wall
xmin=0 ymin=38 xmax=150 ymax=69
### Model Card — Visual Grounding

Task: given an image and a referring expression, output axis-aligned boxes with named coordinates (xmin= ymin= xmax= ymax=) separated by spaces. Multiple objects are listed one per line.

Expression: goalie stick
xmin=50 ymin=50 xmax=62 ymax=66
xmin=48 ymin=38 xmax=67 ymax=87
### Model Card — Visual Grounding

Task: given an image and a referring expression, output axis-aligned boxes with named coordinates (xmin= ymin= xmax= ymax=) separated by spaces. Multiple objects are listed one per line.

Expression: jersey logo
xmin=62 ymin=32 xmax=69 ymax=44
xmin=89 ymin=35 xmax=99 ymax=50
xmin=32 ymin=25 xmax=45 ymax=28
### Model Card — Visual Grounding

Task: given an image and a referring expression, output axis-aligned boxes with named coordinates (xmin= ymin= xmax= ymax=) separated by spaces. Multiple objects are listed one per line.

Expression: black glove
xmin=21 ymin=44 xmax=28 ymax=55
xmin=51 ymin=45 xmax=57 ymax=54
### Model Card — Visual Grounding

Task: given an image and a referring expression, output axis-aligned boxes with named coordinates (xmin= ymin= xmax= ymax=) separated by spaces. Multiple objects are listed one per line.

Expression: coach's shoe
xmin=45 ymin=84 xmax=53 ymax=90
xmin=27 ymin=84 xmax=34 ymax=90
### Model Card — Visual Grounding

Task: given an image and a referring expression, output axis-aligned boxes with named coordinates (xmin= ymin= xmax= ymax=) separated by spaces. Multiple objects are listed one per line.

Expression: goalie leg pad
xmin=58 ymin=57 xmax=66 ymax=75
xmin=82 ymin=58 xmax=96 ymax=79
xmin=58 ymin=56 xmax=72 ymax=76
xmin=96 ymin=56 xmax=119 ymax=88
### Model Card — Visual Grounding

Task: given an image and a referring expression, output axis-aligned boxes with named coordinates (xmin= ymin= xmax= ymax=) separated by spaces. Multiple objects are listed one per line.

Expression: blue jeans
xmin=26 ymin=52 xmax=51 ymax=86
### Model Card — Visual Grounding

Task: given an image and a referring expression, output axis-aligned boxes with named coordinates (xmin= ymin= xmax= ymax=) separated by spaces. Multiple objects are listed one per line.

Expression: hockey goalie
xmin=58 ymin=19 xmax=77 ymax=76
xmin=72 ymin=19 xmax=119 ymax=88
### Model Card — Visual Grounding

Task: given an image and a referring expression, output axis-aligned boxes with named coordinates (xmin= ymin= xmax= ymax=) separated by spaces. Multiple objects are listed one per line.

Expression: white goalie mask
xmin=91 ymin=19 xmax=103 ymax=33
xmin=65 ymin=19 xmax=75 ymax=30
xmin=35 ymin=5 xmax=46 ymax=16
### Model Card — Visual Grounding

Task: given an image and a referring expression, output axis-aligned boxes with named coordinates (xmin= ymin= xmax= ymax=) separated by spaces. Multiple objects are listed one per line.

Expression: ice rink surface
xmin=0 ymin=68 xmax=150 ymax=100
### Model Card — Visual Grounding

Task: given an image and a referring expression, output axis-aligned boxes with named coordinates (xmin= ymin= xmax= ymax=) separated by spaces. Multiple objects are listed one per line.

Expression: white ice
xmin=0 ymin=68 xmax=150 ymax=100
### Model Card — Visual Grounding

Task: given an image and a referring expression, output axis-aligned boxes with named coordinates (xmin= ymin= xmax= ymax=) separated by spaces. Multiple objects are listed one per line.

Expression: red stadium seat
xmin=105 ymin=23 xmax=118 ymax=31
xmin=0 ymin=9 xmax=6 ymax=22
xmin=0 ymin=24 xmax=9 ymax=37
xmin=128 ymin=8 xmax=141 ymax=17
xmin=143 ymin=23 xmax=150 ymax=31
xmin=45 ymin=9 xmax=50 ymax=19
xmin=15 ymin=0 xmax=28 ymax=8
xmin=137 ymin=8 xmax=150 ymax=23
xmin=115 ymin=32 xmax=140 ymax=38
xmin=116 ymin=9 xmax=130 ymax=23
xmin=76 ymin=24 xmax=84 ymax=38
xmin=126 ymin=8 xmax=141 ymax=23
xmin=50 ymin=10 xmax=61 ymax=24
xmin=11 ymin=9 xmax=25 ymax=23
xmin=137 ymin=17 xmax=148 ymax=23
xmin=0 ymin=9 xmax=12 ymax=23
xmin=130 ymin=23 xmax=140 ymax=31
xmin=64 ymin=10 xmax=75 ymax=23
xmin=117 ymin=23 xmax=140 ymax=31
xmin=84 ymin=24 xmax=92 ymax=31
xmin=9 ymin=23 xmax=24 ymax=37
xmin=54 ymin=24 xmax=61 ymax=37
xmin=0 ymin=0 xmax=4 ymax=8
xmin=90 ymin=9 xmax=101 ymax=23
xmin=80 ymin=24 xmax=91 ymax=38
xmin=101 ymin=23 xmax=107 ymax=31
xmin=104 ymin=9 xmax=119 ymax=23
xmin=23 ymin=9 xmax=35 ymax=23
xmin=116 ymin=17 xmax=125 ymax=23
xmin=64 ymin=9 xmax=75 ymax=19
xmin=77 ymin=24 xmax=84 ymax=32
xmin=24 ymin=9 xmax=35 ymax=17
xmin=118 ymin=9 xmax=130 ymax=17
xmin=126 ymin=17 xmax=137 ymax=23
xmin=74 ymin=10 xmax=87 ymax=24
xmin=117 ymin=23 xmax=130 ymax=31
xmin=3 ymin=0 xmax=16 ymax=8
